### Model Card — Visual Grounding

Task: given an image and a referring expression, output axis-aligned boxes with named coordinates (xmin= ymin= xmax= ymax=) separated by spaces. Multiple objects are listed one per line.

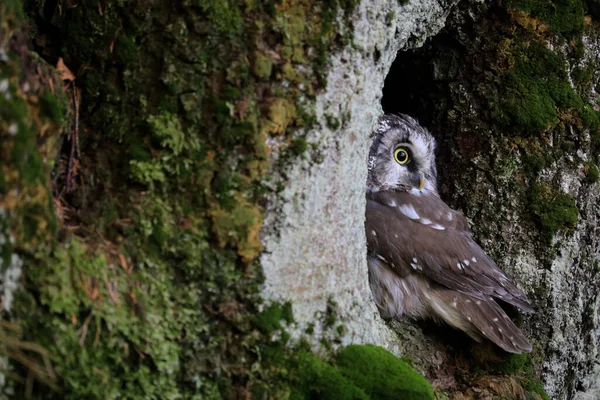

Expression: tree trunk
xmin=1 ymin=0 xmax=599 ymax=399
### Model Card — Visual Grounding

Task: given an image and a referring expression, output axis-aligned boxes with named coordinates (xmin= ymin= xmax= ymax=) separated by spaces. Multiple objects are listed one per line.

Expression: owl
xmin=365 ymin=113 xmax=533 ymax=353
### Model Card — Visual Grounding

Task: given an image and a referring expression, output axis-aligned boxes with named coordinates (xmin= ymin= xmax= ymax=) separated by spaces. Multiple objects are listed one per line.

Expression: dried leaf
xmin=56 ymin=58 xmax=75 ymax=82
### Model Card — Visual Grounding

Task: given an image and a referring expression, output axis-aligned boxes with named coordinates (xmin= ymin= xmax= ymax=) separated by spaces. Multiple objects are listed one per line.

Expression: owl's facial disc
xmin=392 ymin=143 xmax=425 ymax=190
xmin=367 ymin=114 xmax=438 ymax=194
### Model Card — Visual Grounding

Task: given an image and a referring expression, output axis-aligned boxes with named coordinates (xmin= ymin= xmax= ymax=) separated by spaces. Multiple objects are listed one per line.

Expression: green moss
xmin=0 ymin=167 xmax=6 ymax=194
xmin=496 ymin=42 xmax=582 ymax=133
xmin=257 ymin=343 xmax=433 ymax=400
xmin=335 ymin=345 xmax=434 ymax=400
xmin=199 ymin=0 xmax=243 ymax=35
xmin=528 ymin=183 xmax=579 ymax=241
xmin=325 ymin=114 xmax=341 ymax=130
xmin=581 ymin=105 xmax=600 ymax=130
xmin=256 ymin=302 xmax=294 ymax=335
xmin=490 ymin=353 xmax=528 ymax=374
xmin=584 ymin=162 xmax=599 ymax=183
xmin=522 ymin=379 xmax=550 ymax=400
xmin=522 ymin=151 xmax=554 ymax=176
xmin=253 ymin=53 xmax=273 ymax=79
xmin=290 ymin=352 xmax=368 ymax=400
xmin=571 ymin=65 xmax=593 ymax=87
xmin=289 ymin=136 xmax=308 ymax=156
xmin=39 ymin=90 xmax=65 ymax=122
xmin=114 ymin=35 xmax=138 ymax=65
xmin=505 ymin=0 xmax=585 ymax=37
xmin=13 ymin=0 xmax=361 ymax=396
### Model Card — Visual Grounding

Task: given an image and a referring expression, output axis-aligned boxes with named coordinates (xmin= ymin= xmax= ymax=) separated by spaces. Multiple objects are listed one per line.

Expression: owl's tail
xmin=429 ymin=289 xmax=532 ymax=354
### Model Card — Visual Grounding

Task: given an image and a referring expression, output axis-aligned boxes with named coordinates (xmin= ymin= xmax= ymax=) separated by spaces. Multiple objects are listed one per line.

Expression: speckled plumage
xmin=365 ymin=114 xmax=533 ymax=353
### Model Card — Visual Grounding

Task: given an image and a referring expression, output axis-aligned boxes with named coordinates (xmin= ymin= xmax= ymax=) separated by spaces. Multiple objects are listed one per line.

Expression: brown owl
xmin=365 ymin=113 xmax=533 ymax=353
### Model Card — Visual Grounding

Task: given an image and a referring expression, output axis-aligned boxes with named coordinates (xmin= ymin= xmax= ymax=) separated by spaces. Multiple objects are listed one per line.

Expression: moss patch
xmin=584 ymin=162 xmax=599 ymax=183
xmin=528 ymin=183 xmax=579 ymax=242
xmin=335 ymin=345 xmax=435 ymax=400
xmin=505 ymin=0 xmax=585 ymax=37
xmin=494 ymin=42 xmax=582 ymax=133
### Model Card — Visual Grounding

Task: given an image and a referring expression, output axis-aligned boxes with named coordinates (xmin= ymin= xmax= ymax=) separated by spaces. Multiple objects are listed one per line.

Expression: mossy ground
xmin=2 ymin=0 xmax=360 ymax=398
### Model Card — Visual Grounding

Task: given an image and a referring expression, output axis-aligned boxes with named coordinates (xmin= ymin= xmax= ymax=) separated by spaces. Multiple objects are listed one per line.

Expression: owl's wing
xmin=366 ymin=190 xmax=533 ymax=312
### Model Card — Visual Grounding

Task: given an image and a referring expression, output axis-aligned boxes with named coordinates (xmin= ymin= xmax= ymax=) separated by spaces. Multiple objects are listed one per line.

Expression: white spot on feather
xmin=401 ymin=281 xmax=410 ymax=295
xmin=371 ymin=230 xmax=377 ymax=237
xmin=388 ymin=200 xmax=397 ymax=207
xmin=430 ymin=224 xmax=445 ymax=230
xmin=398 ymin=204 xmax=419 ymax=219
xmin=377 ymin=255 xmax=386 ymax=262
xmin=471 ymin=257 xmax=477 ymax=262
xmin=493 ymin=318 xmax=498 ymax=322
xmin=467 ymin=317 xmax=472 ymax=321
xmin=463 ymin=259 xmax=470 ymax=266
xmin=476 ymin=300 xmax=481 ymax=305
xmin=410 ymin=263 xmax=418 ymax=270
xmin=419 ymin=218 xmax=432 ymax=225
xmin=446 ymin=212 xmax=453 ymax=221
xmin=412 ymin=257 xmax=417 ymax=263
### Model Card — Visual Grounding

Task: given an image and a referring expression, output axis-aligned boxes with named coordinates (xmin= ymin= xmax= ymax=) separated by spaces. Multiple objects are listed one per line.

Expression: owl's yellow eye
xmin=394 ymin=147 xmax=410 ymax=165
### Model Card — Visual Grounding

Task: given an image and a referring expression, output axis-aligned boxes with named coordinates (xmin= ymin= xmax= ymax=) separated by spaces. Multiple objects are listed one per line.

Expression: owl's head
xmin=367 ymin=114 xmax=438 ymax=194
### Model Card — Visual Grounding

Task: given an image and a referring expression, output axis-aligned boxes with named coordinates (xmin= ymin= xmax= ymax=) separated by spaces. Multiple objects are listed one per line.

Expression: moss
xmin=571 ymin=65 xmax=593 ymax=87
xmin=325 ymin=114 xmax=341 ymax=130
xmin=335 ymin=345 xmax=435 ymax=400
xmin=13 ymin=0 xmax=360 ymax=396
xmin=253 ymin=52 xmax=273 ymax=79
xmin=289 ymin=136 xmax=308 ymax=156
xmin=199 ymin=0 xmax=243 ymax=35
xmin=289 ymin=352 xmax=369 ymax=400
xmin=490 ymin=353 xmax=528 ymax=374
xmin=255 ymin=302 xmax=294 ymax=335
xmin=39 ymin=90 xmax=66 ymax=122
xmin=505 ymin=0 xmax=585 ymax=37
xmin=496 ymin=42 xmax=582 ymax=133
xmin=257 ymin=343 xmax=434 ymax=400
xmin=114 ymin=35 xmax=138 ymax=65
xmin=528 ymin=183 xmax=579 ymax=241
xmin=522 ymin=379 xmax=550 ymax=400
xmin=581 ymin=105 xmax=600 ymax=130
xmin=584 ymin=162 xmax=599 ymax=183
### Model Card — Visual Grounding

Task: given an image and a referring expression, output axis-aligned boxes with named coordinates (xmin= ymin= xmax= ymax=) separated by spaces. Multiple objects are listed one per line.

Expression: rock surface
xmin=263 ymin=1 xmax=600 ymax=399
xmin=261 ymin=0 xmax=459 ymax=351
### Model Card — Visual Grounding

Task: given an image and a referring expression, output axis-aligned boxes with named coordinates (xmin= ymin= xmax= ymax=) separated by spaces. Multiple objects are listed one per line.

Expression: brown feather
xmin=366 ymin=188 xmax=533 ymax=353
xmin=366 ymin=190 xmax=533 ymax=312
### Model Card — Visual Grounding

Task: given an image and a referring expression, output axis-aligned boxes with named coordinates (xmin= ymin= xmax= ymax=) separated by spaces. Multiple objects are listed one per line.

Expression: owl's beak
xmin=418 ymin=175 xmax=426 ymax=190
xmin=412 ymin=174 xmax=426 ymax=191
